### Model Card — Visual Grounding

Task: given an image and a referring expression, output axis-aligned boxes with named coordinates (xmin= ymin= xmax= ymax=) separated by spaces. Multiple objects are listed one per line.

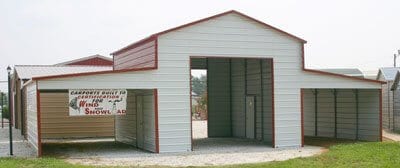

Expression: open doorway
xmin=190 ymin=57 xmax=274 ymax=151
xmin=191 ymin=69 xmax=208 ymax=139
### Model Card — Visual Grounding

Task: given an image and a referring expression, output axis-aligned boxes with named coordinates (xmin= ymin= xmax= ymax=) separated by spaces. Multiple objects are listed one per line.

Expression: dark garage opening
xmin=190 ymin=57 xmax=274 ymax=150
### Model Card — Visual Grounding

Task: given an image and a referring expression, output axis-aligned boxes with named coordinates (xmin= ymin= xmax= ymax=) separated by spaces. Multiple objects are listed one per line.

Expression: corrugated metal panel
xmin=246 ymin=59 xmax=262 ymax=140
xmin=115 ymin=90 xmax=137 ymax=146
xmin=231 ymin=59 xmax=245 ymax=138
xmin=26 ymin=82 xmax=39 ymax=156
xmin=208 ymin=58 xmax=231 ymax=137
xmin=394 ymin=88 xmax=400 ymax=131
xmin=14 ymin=65 xmax=112 ymax=80
xmin=262 ymin=59 xmax=273 ymax=144
xmin=40 ymin=92 xmax=115 ymax=139
xmin=358 ymin=89 xmax=380 ymax=141
xmin=143 ymin=92 xmax=156 ymax=152
xmin=316 ymin=90 xmax=335 ymax=137
xmin=336 ymin=89 xmax=356 ymax=139
xmin=303 ymin=89 xmax=315 ymax=136
xmin=303 ymin=89 xmax=380 ymax=141
xmin=113 ymin=40 xmax=156 ymax=70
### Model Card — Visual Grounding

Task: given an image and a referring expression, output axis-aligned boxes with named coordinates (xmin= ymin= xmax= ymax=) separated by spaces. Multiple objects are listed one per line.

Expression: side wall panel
xmin=208 ymin=58 xmax=231 ymax=137
xmin=358 ymin=89 xmax=380 ymax=141
xmin=231 ymin=59 xmax=245 ymax=138
xmin=26 ymin=82 xmax=39 ymax=155
xmin=336 ymin=90 xmax=357 ymax=139
xmin=143 ymin=93 xmax=156 ymax=152
xmin=115 ymin=90 xmax=137 ymax=146
xmin=303 ymin=89 xmax=380 ymax=141
xmin=40 ymin=92 xmax=115 ymax=139
xmin=262 ymin=59 xmax=273 ymax=144
xmin=246 ymin=59 xmax=262 ymax=140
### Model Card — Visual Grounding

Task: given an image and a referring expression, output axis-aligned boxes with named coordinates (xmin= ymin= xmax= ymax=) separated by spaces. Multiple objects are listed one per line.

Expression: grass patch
xmin=213 ymin=142 xmax=400 ymax=168
xmin=0 ymin=157 xmax=92 ymax=168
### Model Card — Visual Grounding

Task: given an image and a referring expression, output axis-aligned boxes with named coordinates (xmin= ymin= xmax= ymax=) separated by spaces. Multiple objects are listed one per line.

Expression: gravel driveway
xmin=65 ymin=121 xmax=323 ymax=167
xmin=0 ymin=125 xmax=36 ymax=157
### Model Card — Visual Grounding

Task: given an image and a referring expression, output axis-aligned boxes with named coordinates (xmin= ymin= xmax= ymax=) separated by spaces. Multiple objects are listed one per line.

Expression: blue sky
xmin=0 ymin=0 xmax=399 ymax=91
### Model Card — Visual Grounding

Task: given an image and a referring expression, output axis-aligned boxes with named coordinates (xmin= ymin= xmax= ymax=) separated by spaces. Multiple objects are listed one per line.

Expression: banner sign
xmin=68 ymin=89 xmax=127 ymax=116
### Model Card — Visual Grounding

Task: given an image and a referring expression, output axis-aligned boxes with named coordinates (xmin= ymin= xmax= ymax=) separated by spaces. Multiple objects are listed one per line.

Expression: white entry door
xmin=136 ymin=95 xmax=144 ymax=149
xmin=246 ymin=96 xmax=255 ymax=139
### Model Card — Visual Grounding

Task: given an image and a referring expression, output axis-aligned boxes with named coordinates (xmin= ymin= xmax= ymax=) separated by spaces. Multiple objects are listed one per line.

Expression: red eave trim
xmin=300 ymin=44 xmax=385 ymax=85
xmin=32 ymin=67 xmax=157 ymax=80
xmin=111 ymin=10 xmax=306 ymax=55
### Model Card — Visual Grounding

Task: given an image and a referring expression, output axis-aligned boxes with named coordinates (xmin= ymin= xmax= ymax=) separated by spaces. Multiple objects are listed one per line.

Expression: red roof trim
xmin=111 ymin=10 xmax=307 ymax=55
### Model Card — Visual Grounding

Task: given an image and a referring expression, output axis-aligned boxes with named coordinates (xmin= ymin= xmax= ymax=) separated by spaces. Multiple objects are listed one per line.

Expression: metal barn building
xmin=20 ymin=10 xmax=384 ymax=156
xmin=377 ymin=67 xmax=399 ymax=131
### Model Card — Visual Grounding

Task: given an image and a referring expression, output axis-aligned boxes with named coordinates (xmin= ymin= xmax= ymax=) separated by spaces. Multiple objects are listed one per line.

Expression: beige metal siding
xmin=115 ymin=90 xmax=137 ymax=145
xmin=40 ymin=92 xmax=115 ymax=139
xmin=26 ymin=82 xmax=39 ymax=155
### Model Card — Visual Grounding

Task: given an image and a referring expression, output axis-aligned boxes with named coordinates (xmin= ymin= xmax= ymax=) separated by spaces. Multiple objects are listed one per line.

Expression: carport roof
xmin=317 ymin=68 xmax=364 ymax=78
xmin=15 ymin=65 xmax=112 ymax=80
xmin=377 ymin=67 xmax=400 ymax=81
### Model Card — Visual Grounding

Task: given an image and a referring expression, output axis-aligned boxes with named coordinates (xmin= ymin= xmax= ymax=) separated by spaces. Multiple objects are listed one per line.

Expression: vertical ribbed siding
xmin=208 ymin=58 xmax=232 ymax=137
xmin=26 ymin=82 xmax=39 ymax=155
xmin=115 ymin=90 xmax=137 ymax=146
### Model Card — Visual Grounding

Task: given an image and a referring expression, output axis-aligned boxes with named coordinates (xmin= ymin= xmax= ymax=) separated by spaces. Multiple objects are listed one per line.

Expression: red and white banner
xmin=68 ymin=89 xmax=127 ymax=116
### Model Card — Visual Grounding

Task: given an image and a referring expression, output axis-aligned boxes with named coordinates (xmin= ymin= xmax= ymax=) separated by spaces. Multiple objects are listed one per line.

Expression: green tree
xmin=192 ymin=75 xmax=207 ymax=95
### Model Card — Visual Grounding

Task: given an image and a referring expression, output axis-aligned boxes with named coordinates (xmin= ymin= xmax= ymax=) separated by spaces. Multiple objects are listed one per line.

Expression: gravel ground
xmin=383 ymin=130 xmax=400 ymax=141
xmin=65 ymin=121 xmax=323 ymax=167
xmin=0 ymin=124 xmax=36 ymax=157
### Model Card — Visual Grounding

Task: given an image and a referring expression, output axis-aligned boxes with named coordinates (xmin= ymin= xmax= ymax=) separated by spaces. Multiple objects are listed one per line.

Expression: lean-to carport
xmin=24 ymin=78 xmax=159 ymax=156
xmin=302 ymin=89 xmax=381 ymax=141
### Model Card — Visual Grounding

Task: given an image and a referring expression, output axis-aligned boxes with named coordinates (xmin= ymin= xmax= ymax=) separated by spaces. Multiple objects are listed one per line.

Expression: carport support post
xmin=313 ymin=89 xmax=318 ymax=136
xmin=333 ymin=89 xmax=338 ymax=139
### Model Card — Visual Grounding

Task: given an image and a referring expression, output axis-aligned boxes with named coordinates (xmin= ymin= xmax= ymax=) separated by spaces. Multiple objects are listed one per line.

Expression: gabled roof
xmin=317 ymin=68 xmax=364 ymax=78
xmin=377 ymin=67 xmax=400 ymax=81
xmin=14 ymin=65 xmax=112 ymax=80
xmin=111 ymin=10 xmax=307 ymax=55
xmin=391 ymin=71 xmax=400 ymax=90
xmin=55 ymin=54 xmax=113 ymax=66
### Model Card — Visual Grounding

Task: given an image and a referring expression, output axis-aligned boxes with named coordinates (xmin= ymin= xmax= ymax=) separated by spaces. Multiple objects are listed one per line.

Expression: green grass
xmin=1 ymin=142 xmax=400 ymax=168
xmin=215 ymin=142 xmax=400 ymax=168
xmin=0 ymin=157 xmax=92 ymax=168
